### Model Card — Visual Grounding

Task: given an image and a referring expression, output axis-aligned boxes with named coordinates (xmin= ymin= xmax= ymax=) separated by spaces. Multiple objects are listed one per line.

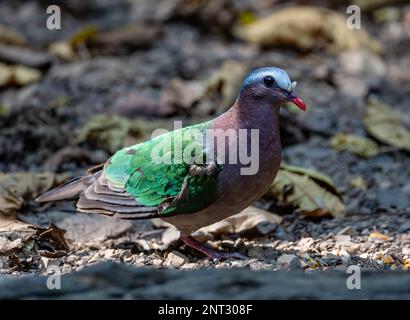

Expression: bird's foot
xmin=180 ymin=235 xmax=248 ymax=261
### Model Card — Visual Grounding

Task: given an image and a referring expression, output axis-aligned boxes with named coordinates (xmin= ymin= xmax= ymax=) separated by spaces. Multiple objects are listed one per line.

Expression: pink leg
xmin=180 ymin=235 xmax=248 ymax=260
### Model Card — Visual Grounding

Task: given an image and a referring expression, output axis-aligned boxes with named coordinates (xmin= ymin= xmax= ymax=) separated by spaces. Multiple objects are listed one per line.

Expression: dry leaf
xmin=194 ymin=206 xmax=282 ymax=240
xmin=49 ymin=41 xmax=76 ymax=60
xmin=266 ymin=165 xmax=346 ymax=218
xmin=69 ymin=25 xmax=99 ymax=49
xmin=0 ymin=63 xmax=41 ymax=87
xmin=280 ymin=164 xmax=339 ymax=195
xmin=369 ymin=231 xmax=390 ymax=241
xmin=0 ymin=25 xmax=26 ymax=46
xmin=36 ymin=223 xmax=69 ymax=251
xmin=161 ymin=78 xmax=206 ymax=110
xmin=206 ymin=60 xmax=248 ymax=112
xmin=78 ymin=114 xmax=170 ymax=153
xmin=330 ymin=133 xmax=379 ymax=158
xmin=0 ymin=172 xmax=67 ymax=216
xmin=0 ymin=215 xmax=36 ymax=256
xmin=234 ymin=6 xmax=383 ymax=54
xmin=363 ymin=100 xmax=410 ymax=151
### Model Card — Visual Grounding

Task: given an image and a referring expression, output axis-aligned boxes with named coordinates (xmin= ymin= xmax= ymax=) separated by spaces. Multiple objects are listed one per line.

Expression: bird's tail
xmin=35 ymin=172 xmax=100 ymax=203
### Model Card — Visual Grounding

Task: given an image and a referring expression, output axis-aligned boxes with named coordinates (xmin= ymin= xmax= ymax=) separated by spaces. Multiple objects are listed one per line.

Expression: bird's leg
xmin=180 ymin=234 xmax=248 ymax=260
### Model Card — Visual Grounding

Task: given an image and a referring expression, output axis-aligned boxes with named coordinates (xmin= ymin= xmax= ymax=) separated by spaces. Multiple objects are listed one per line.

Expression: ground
xmin=0 ymin=0 xmax=409 ymax=294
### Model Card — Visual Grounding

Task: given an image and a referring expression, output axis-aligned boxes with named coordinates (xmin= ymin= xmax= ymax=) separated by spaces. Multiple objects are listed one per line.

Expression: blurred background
xmin=0 ymin=0 xmax=410 ymax=286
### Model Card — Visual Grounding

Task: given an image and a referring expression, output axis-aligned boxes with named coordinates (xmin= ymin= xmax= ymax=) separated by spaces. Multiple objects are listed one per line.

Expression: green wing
xmin=104 ymin=122 xmax=222 ymax=217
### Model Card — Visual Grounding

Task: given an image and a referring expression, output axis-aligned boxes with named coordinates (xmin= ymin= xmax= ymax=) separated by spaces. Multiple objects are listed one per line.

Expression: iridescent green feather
xmin=104 ymin=121 xmax=222 ymax=216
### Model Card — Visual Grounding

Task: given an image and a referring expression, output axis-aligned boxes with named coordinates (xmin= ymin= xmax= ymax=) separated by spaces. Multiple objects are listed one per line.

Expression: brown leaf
xmin=266 ymin=165 xmax=346 ymax=218
xmin=363 ymin=100 xmax=410 ymax=151
xmin=234 ymin=6 xmax=383 ymax=54
xmin=206 ymin=60 xmax=248 ymax=112
xmin=0 ymin=25 xmax=26 ymax=46
xmin=36 ymin=223 xmax=69 ymax=251
xmin=77 ymin=114 xmax=171 ymax=153
xmin=0 ymin=63 xmax=42 ymax=87
xmin=161 ymin=78 xmax=206 ymax=110
xmin=0 ymin=172 xmax=67 ymax=216
xmin=330 ymin=133 xmax=379 ymax=158
xmin=194 ymin=206 xmax=282 ymax=240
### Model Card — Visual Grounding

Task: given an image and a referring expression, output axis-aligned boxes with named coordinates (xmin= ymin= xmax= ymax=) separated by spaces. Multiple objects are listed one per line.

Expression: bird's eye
xmin=263 ymin=75 xmax=275 ymax=88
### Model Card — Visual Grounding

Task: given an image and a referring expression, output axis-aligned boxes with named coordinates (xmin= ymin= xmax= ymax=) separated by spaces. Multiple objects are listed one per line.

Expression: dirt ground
xmin=0 ymin=0 xmax=410 ymax=281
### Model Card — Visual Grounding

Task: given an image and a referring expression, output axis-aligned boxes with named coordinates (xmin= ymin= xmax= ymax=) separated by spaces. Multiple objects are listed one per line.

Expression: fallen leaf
xmin=77 ymin=114 xmax=170 ymax=153
xmin=0 ymin=215 xmax=36 ymax=256
xmin=0 ymin=25 xmax=26 ymax=46
xmin=0 ymin=172 xmax=67 ymax=216
xmin=49 ymin=41 xmax=76 ymax=60
xmin=36 ymin=223 xmax=69 ymax=251
xmin=280 ymin=164 xmax=339 ymax=195
xmin=0 ymin=63 xmax=41 ymax=87
xmin=161 ymin=78 xmax=206 ymax=111
xmin=369 ymin=231 xmax=390 ymax=241
xmin=330 ymin=133 xmax=379 ymax=158
xmin=69 ymin=25 xmax=99 ymax=49
xmin=193 ymin=206 xmax=282 ymax=240
xmin=363 ymin=100 xmax=410 ymax=151
xmin=13 ymin=65 xmax=42 ymax=85
xmin=234 ymin=6 xmax=383 ymax=54
xmin=206 ymin=60 xmax=248 ymax=112
xmin=266 ymin=165 xmax=346 ymax=218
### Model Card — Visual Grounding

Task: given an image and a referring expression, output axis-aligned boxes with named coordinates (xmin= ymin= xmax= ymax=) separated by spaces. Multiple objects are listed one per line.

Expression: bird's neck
xmin=215 ymin=98 xmax=281 ymax=138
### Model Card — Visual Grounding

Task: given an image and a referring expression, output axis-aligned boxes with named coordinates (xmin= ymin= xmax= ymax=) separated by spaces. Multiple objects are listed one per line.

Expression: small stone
xmin=247 ymin=246 xmax=264 ymax=258
xmin=119 ymin=249 xmax=132 ymax=260
xmin=161 ymin=228 xmax=180 ymax=248
xmin=249 ymin=261 xmax=273 ymax=271
xmin=165 ymin=251 xmax=188 ymax=267
xmin=65 ymin=255 xmax=79 ymax=265
xmin=40 ymin=257 xmax=60 ymax=269
xmin=61 ymin=264 xmax=72 ymax=273
xmin=180 ymin=263 xmax=200 ymax=270
xmin=229 ymin=260 xmax=249 ymax=268
xmin=277 ymin=254 xmax=302 ymax=271
xmin=88 ymin=253 xmax=103 ymax=264
xmin=103 ymin=249 xmax=116 ymax=260
xmin=334 ymin=264 xmax=346 ymax=272
xmin=402 ymin=247 xmax=410 ymax=256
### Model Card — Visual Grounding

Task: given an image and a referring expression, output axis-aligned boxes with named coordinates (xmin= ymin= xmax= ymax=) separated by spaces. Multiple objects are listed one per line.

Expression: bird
xmin=36 ymin=66 xmax=307 ymax=260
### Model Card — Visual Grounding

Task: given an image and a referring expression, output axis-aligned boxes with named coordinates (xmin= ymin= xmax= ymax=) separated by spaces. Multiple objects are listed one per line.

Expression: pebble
xmin=277 ymin=254 xmax=302 ymax=271
xmin=164 ymin=252 xmax=188 ymax=267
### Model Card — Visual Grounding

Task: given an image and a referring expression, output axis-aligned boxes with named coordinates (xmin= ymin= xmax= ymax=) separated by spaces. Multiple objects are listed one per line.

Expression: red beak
xmin=291 ymin=96 xmax=307 ymax=112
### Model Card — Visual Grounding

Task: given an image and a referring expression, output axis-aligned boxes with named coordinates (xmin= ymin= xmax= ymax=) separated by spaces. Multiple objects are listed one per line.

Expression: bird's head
xmin=240 ymin=67 xmax=307 ymax=111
